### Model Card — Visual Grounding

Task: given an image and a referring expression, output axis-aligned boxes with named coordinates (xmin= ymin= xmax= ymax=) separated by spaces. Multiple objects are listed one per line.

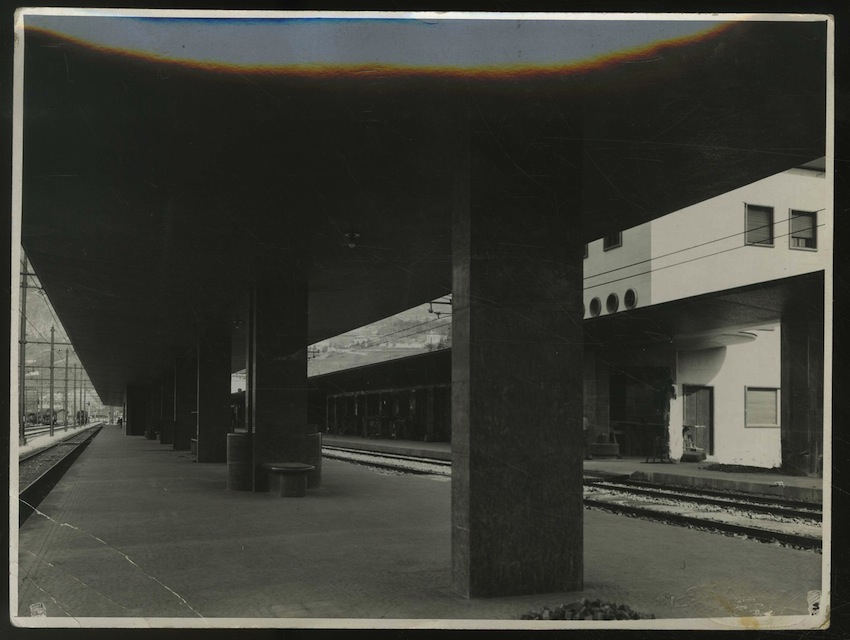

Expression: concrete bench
xmin=262 ymin=462 xmax=315 ymax=497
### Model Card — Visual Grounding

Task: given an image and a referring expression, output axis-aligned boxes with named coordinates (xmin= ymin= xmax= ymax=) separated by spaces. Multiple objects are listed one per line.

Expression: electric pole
xmin=49 ymin=326 xmax=55 ymax=437
xmin=73 ymin=364 xmax=78 ymax=426
xmin=64 ymin=349 xmax=69 ymax=431
xmin=18 ymin=254 xmax=28 ymax=445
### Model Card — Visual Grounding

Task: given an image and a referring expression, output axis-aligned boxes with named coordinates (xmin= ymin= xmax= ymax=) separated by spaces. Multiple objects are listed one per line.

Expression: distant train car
xmin=308 ymin=350 xmax=452 ymax=442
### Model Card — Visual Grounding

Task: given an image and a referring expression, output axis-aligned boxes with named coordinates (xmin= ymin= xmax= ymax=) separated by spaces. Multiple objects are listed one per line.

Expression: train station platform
xmin=322 ymin=435 xmax=824 ymax=504
xmin=15 ymin=425 xmax=823 ymax=627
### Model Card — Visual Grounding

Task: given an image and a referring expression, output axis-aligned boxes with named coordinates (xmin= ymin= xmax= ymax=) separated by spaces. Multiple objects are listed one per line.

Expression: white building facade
xmin=582 ymin=160 xmax=829 ymax=472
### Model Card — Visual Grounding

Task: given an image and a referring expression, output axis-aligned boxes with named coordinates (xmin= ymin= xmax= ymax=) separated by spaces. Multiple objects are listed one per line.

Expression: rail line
xmin=583 ymin=494 xmax=821 ymax=551
xmin=323 ymin=446 xmax=823 ymax=550
xmin=322 ymin=445 xmax=451 ymax=475
xmin=601 ymin=477 xmax=822 ymax=511
xmin=584 ymin=479 xmax=822 ymax=521
xmin=19 ymin=425 xmax=103 ymax=526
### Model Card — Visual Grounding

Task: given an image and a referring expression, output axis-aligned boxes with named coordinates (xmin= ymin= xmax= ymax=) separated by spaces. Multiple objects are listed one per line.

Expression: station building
xmin=582 ymin=159 xmax=828 ymax=473
xmin=16 ymin=14 xmax=828 ymax=597
xmin=311 ymin=160 xmax=829 ymax=475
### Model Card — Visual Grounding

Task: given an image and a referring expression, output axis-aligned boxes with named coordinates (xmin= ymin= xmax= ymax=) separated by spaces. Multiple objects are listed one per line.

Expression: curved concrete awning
xmin=17 ymin=14 xmax=828 ymax=404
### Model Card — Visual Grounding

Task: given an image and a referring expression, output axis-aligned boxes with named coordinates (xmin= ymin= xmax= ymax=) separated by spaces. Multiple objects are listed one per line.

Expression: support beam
xmin=196 ymin=327 xmax=231 ymax=463
xmin=174 ymin=354 xmax=197 ymax=451
xmin=125 ymin=384 xmax=148 ymax=437
xmin=781 ymin=309 xmax=825 ymax=476
xmin=145 ymin=381 xmax=161 ymax=440
xmin=450 ymin=101 xmax=584 ymax=597
xmin=248 ymin=280 xmax=310 ymax=491
xmin=160 ymin=367 xmax=175 ymax=445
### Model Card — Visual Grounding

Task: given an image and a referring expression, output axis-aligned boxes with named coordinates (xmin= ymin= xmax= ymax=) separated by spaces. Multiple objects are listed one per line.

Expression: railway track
xmin=322 ymin=445 xmax=451 ymax=476
xmin=19 ymin=425 xmax=103 ymax=526
xmin=583 ymin=482 xmax=821 ymax=551
xmin=323 ymin=446 xmax=823 ymax=550
xmin=21 ymin=423 xmax=96 ymax=446
xmin=584 ymin=479 xmax=822 ymax=521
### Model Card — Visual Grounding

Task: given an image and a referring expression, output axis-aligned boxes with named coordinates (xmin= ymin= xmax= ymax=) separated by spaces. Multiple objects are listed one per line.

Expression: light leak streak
xmin=23 ymin=22 xmax=734 ymax=81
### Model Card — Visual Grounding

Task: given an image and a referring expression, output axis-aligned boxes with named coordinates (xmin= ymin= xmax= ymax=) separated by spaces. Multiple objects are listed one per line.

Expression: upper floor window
xmin=745 ymin=204 xmax=774 ymax=246
xmin=789 ymin=210 xmax=817 ymax=250
xmin=602 ymin=231 xmax=622 ymax=251
xmin=583 ymin=243 xmax=588 ymax=259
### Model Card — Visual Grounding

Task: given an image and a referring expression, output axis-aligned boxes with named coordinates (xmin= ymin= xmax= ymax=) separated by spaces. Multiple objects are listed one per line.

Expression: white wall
xmin=650 ymin=168 xmax=829 ymax=305
xmin=676 ymin=323 xmax=782 ymax=468
xmin=583 ymin=223 xmax=651 ymax=318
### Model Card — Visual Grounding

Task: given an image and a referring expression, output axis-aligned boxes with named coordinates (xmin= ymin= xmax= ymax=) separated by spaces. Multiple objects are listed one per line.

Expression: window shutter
xmin=746 ymin=205 xmax=773 ymax=245
xmin=791 ymin=211 xmax=815 ymax=249
xmin=746 ymin=388 xmax=778 ymax=426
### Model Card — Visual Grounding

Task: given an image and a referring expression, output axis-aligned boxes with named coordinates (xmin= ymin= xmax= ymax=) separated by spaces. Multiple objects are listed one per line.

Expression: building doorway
xmin=683 ymin=385 xmax=714 ymax=455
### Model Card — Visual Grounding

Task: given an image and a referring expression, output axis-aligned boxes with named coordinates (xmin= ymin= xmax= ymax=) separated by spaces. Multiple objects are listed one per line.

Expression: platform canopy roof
xmin=18 ymin=13 xmax=828 ymax=405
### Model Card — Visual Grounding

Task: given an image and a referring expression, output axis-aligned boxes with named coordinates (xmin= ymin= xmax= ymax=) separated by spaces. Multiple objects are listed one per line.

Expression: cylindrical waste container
xmin=227 ymin=432 xmax=252 ymax=491
xmin=303 ymin=431 xmax=322 ymax=489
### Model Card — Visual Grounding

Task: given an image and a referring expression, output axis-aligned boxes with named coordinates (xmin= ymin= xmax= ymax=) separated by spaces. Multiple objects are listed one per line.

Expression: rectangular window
xmin=745 ymin=204 xmax=774 ymax=246
xmin=602 ymin=232 xmax=622 ymax=251
xmin=790 ymin=210 xmax=817 ymax=250
xmin=745 ymin=387 xmax=780 ymax=427
xmin=583 ymin=243 xmax=588 ymax=259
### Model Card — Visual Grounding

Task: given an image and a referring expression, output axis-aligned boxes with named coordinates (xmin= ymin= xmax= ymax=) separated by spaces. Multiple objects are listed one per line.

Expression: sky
xmin=21 ymin=12 xmax=728 ymax=72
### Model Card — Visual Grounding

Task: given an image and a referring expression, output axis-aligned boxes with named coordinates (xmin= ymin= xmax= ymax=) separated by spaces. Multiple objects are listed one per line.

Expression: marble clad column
xmin=124 ymin=385 xmax=148 ymax=436
xmin=196 ymin=326 xmax=231 ymax=463
xmin=159 ymin=367 xmax=175 ymax=445
xmin=451 ymin=100 xmax=584 ymax=597
xmin=248 ymin=280 xmax=309 ymax=491
xmin=781 ymin=309 xmax=825 ymax=476
xmin=145 ymin=382 xmax=161 ymax=440
xmin=173 ymin=354 xmax=197 ymax=451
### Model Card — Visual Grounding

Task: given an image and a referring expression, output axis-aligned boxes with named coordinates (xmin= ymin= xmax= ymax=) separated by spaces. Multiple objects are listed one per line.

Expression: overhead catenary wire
xmin=584 ymin=212 xmax=823 ymax=281
xmin=584 ymin=223 xmax=825 ymax=291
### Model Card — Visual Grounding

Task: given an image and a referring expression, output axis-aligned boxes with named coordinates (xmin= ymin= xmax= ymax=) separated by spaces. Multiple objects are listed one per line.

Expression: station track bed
xmin=323 ymin=446 xmax=823 ymax=550
xmin=322 ymin=445 xmax=451 ymax=476
xmin=19 ymin=425 xmax=103 ymax=526
xmin=583 ymin=479 xmax=822 ymax=521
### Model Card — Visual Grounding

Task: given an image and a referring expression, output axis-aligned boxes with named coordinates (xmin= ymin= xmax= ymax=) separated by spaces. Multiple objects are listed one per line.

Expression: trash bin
xmin=303 ymin=429 xmax=322 ymax=489
xmin=227 ymin=432 xmax=252 ymax=491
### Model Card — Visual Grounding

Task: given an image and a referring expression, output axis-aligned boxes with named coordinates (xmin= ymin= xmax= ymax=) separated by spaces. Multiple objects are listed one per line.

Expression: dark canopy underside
xmin=20 ymin=19 xmax=827 ymax=405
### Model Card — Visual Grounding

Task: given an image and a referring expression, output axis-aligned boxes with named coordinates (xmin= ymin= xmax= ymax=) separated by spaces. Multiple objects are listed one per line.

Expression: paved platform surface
xmin=15 ymin=426 xmax=823 ymax=627
xmin=323 ymin=435 xmax=823 ymax=503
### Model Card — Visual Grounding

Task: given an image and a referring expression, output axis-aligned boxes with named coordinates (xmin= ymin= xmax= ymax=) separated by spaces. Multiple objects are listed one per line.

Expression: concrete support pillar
xmin=125 ymin=385 xmax=148 ymax=437
xmin=160 ymin=367 xmax=175 ymax=445
xmin=425 ymin=387 xmax=436 ymax=442
xmin=196 ymin=327 xmax=231 ymax=463
xmin=583 ymin=347 xmax=597 ymax=447
xmin=248 ymin=280 xmax=310 ymax=491
xmin=594 ymin=355 xmax=611 ymax=441
xmin=450 ymin=102 xmax=584 ymax=597
xmin=781 ymin=312 xmax=825 ymax=476
xmin=145 ymin=382 xmax=162 ymax=440
xmin=174 ymin=354 xmax=197 ymax=451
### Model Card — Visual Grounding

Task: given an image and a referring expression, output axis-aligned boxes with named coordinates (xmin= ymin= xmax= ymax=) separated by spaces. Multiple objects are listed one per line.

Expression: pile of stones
xmin=519 ymin=598 xmax=654 ymax=621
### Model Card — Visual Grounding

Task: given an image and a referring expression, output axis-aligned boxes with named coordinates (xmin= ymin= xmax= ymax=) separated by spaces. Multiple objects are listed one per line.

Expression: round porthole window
xmin=624 ymin=288 xmax=638 ymax=309
xmin=589 ymin=297 xmax=601 ymax=317
xmin=606 ymin=293 xmax=619 ymax=314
